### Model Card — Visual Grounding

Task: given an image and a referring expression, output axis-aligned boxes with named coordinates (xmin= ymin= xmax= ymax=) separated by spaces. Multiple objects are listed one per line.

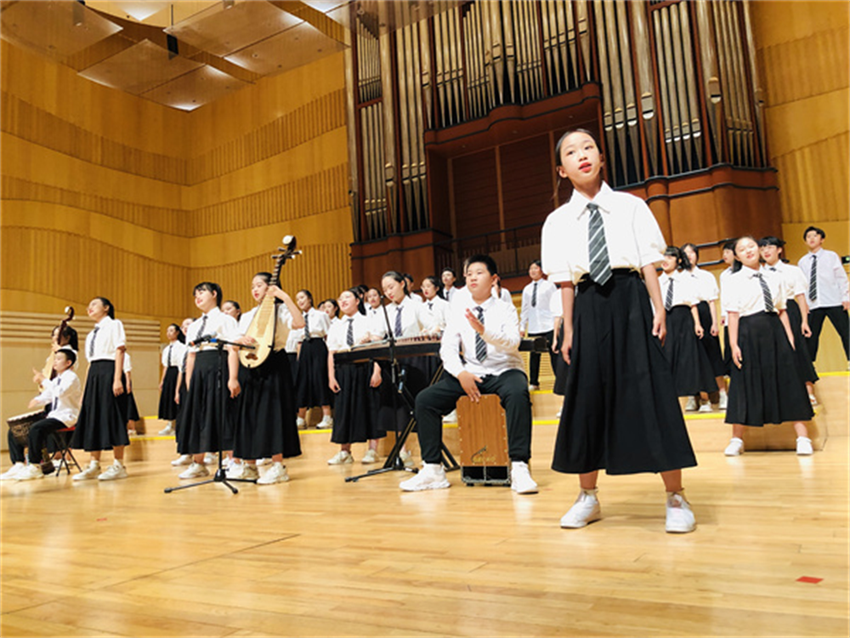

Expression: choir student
xmin=723 ymin=236 xmax=814 ymax=456
xmin=157 ymin=324 xmax=186 ymax=437
xmin=519 ymin=260 xmax=557 ymax=391
xmin=295 ymin=290 xmax=333 ymax=429
xmin=72 ymin=297 xmax=131 ymax=481
xmin=541 ymin=129 xmax=697 ymax=534
xmin=326 ymin=289 xmax=384 ymax=465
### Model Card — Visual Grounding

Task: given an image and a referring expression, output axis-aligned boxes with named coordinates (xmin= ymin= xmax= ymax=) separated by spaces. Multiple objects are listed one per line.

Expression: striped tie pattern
xmin=756 ymin=273 xmax=774 ymax=312
xmin=587 ymin=203 xmax=611 ymax=285
xmin=346 ymin=317 xmax=355 ymax=346
xmin=664 ymin=278 xmax=674 ymax=311
xmin=88 ymin=325 xmax=99 ymax=359
xmin=809 ymin=255 xmax=818 ymax=302
xmin=394 ymin=307 xmax=404 ymax=337
xmin=531 ymin=282 xmax=538 ymax=307
xmin=197 ymin=314 xmax=208 ymax=341
xmin=303 ymin=312 xmax=310 ymax=339
xmin=474 ymin=306 xmax=487 ymax=362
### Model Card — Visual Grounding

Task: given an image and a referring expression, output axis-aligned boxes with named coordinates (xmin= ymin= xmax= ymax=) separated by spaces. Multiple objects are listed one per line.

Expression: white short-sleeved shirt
xmin=31 ymin=368 xmax=81 ymax=426
xmin=298 ymin=307 xmax=331 ymax=341
xmin=541 ymin=182 xmax=666 ymax=285
xmin=659 ymin=270 xmax=698 ymax=309
xmin=85 ymin=316 xmax=127 ymax=362
xmin=798 ymin=249 xmax=850 ymax=310
xmin=187 ymin=306 xmax=240 ymax=353
xmin=549 ymin=287 xmax=563 ymax=317
xmin=372 ymin=296 xmax=435 ymax=338
xmin=687 ymin=266 xmax=719 ymax=303
xmin=123 ymin=352 xmax=132 ymax=373
xmin=719 ymin=267 xmax=734 ymax=321
xmin=238 ymin=303 xmax=293 ymax=353
xmin=420 ymin=296 xmax=450 ymax=331
xmin=723 ymin=266 xmax=788 ymax=317
xmin=765 ymin=261 xmax=807 ymax=300
xmin=441 ymin=295 xmax=524 ymax=379
xmin=520 ymin=279 xmax=556 ymax=333
xmin=161 ymin=341 xmax=187 ymax=368
xmin=327 ymin=312 xmax=374 ymax=351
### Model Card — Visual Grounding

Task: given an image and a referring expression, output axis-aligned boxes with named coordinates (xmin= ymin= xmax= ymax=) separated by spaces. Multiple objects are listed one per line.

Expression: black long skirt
xmin=126 ymin=392 xmax=140 ymax=421
xmin=378 ymin=358 xmax=430 ymax=433
xmin=72 ymin=360 xmax=130 ymax=451
xmin=696 ymin=301 xmax=726 ymax=377
xmin=722 ymin=328 xmax=732 ymax=376
xmin=552 ymin=321 xmax=569 ymax=397
xmin=725 ymin=312 xmax=814 ymax=426
xmin=177 ymin=351 xmax=235 ymax=455
xmin=287 ymin=352 xmax=299 ymax=392
xmin=175 ymin=376 xmax=187 ymax=446
xmin=234 ymin=350 xmax=301 ymax=460
xmin=296 ymin=339 xmax=333 ymax=409
xmin=158 ymin=366 xmax=180 ymax=420
xmin=786 ymin=299 xmax=819 ymax=385
xmin=552 ymin=271 xmax=697 ymax=475
xmin=663 ymin=306 xmax=719 ymax=397
xmin=331 ymin=362 xmax=384 ymax=444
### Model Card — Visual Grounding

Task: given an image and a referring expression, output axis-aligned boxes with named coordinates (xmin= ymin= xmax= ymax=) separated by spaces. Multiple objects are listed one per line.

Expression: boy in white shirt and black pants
xmin=520 ymin=260 xmax=557 ymax=390
xmin=400 ymin=254 xmax=538 ymax=495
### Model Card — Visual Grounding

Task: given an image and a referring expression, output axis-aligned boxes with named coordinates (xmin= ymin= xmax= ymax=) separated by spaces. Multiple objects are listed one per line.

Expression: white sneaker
xmin=257 ymin=457 xmax=270 ymax=466
xmin=560 ymin=489 xmax=601 ymax=528
xmin=400 ymin=463 xmax=450 ymax=491
xmin=296 ymin=417 xmax=307 ymax=429
xmin=319 ymin=415 xmax=333 ymax=429
xmin=796 ymin=436 xmax=813 ymax=456
xmin=179 ymin=462 xmax=209 ymax=479
xmin=556 ymin=409 xmax=562 ymax=418
xmin=361 ymin=449 xmax=379 ymax=464
xmin=0 ymin=462 xmax=26 ymax=481
xmin=257 ymin=462 xmax=289 ymax=485
xmin=718 ymin=391 xmax=728 ymax=410
xmin=158 ymin=423 xmax=175 ymax=435
xmin=724 ymin=437 xmax=744 ymax=456
xmin=98 ymin=462 xmax=128 ymax=481
xmin=203 ymin=453 xmax=217 ymax=465
xmin=666 ymin=491 xmax=696 ymax=533
xmin=685 ymin=397 xmax=698 ymax=412
xmin=698 ymin=401 xmax=712 ymax=413
xmin=808 ymin=393 xmax=818 ymax=407
xmin=327 ymin=450 xmax=353 ymax=465
xmin=226 ymin=460 xmax=245 ymax=478
xmin=171 ymin=454 xmax=192 ymax=466
xmin=241 ymin=464 xmax=259 ymax=481
xmin=442 ymin=410 xmax=458 ymax=423
xmin=16 ymin=464 xmax=45 ymax=481
xmin=400 ymin=450 xmax=415 ymax=468
xmin=510 ymin=461 xmax=538 ymax=494
xmin=528 ymin=384 xmax=540 ymax=392
xmin=73 ymin=461 xmax=101 ymax=481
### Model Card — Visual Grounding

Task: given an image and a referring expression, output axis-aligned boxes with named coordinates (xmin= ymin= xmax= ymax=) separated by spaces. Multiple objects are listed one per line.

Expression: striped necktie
xmin=664 ymin=278 xmax=674 ymax=311
xmin=88 ymin=325 xmax=100 ymax=359
xmin=531 ymin=282 xmax=538 ymax=307
xmin=755 ymin=273 xmax=774 ymax=312
xmin=394 ymin=306 xmax=403 ymax=337
xmin=197 ymin=314 xmax=208 ymax=341
xmin=587 ymin=203 xmax=611 ymax=285
xmin=809 ymin=255 xmax=818 ymax=301
xmin=303 ymin=312 xmax=310 ymax=339
xmin=474 ymin=306 xmax=487 ymax=362
xmin=346 ymin=317 xmax=355 ymax=346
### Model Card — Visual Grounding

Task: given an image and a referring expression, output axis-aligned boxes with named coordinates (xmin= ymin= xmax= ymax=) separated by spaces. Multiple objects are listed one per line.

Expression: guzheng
xmin=334 ymin=336 xmax=547 ymax=365
xmin=7 ymin=409 xmax=47 ymax=447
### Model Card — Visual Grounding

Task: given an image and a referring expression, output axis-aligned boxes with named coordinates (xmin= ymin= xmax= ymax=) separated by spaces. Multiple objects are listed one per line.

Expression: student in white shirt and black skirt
xmin=175 ymin=282 xmax=242 ymax=480
xmin=158 ymin=324 xmax=186 ymax=432
xmin=659 ymin=247 xmax=718 ymax=401
xmin=399 ymin=255 xmax=538 ymax=495
xmin=72 ymin=297 xmax=131 ymax=481
xmin=229 ymin=272 xmax=304 ymax=485
xmin=723 ymin=236 xmax=814 ymax=457
xmin=541 ymin=129 xmax=697 ymax=534
xmin=326 ymin=289 xmax=384 ymax=466
xmin=295 ymin=290 xmax=334 ymax=429
xmin=520 ymin=260 xmax=558 ymax=390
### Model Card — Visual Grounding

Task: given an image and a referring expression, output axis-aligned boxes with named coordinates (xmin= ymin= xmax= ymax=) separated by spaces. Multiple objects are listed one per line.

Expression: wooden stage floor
xmin=2 ymin=382 xmax=848 ymax=637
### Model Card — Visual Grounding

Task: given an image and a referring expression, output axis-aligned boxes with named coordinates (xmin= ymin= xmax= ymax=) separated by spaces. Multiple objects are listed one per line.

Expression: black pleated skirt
xmin=175 ymin=376 xmax=187 ymax=446
xmin=177 ymin=351 xmax=234 ymax=455
xmin=663 ymin=306 xmax=719 ymax=396
xmin=696 ymin=301 xmax=726 ymax=377
xmin=378 ymin=358 xmax=430 ymax=433
xmin=158 ymin=366 xmax=180 ymax=420
xmin=722 ymin=328 xmax=732 ymax=376
xmin=725 ymin=312 xmax=814 ymax=426
xmin=552 ymin=271 xmax=697 ymax=475
xmin=234 ymin=349 xmax=301 ymax=460
xmin=295 ymin=339 xmax=333 ymax=409
xmin=287 ymin=352 xmax=299 ymax=392
xmin=72 ymin=360 xmax=130 ymax=451
xmin=125 ymin=392 xmax=140 ymax=421
xmin=786 ymin=299 xmax=819 ymax=385
xmin=552 ymin=321 xmax=569 ymax=397
xmin=331 ymin=362 xmax=384 ymax=444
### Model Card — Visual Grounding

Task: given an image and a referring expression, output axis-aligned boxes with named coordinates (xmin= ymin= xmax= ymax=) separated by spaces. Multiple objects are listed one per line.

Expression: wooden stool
xmin=456 ymin=395 xmax=510 ymax=486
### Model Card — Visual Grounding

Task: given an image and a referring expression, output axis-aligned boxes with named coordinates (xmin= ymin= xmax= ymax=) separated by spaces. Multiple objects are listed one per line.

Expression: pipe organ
xmin=347 ymin=0 xmax=770 ymax=264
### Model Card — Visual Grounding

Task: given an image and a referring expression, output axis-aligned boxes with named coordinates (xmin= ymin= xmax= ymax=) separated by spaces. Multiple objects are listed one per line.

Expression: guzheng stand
xmin=165 ymin=338 xmax=256 ymax=495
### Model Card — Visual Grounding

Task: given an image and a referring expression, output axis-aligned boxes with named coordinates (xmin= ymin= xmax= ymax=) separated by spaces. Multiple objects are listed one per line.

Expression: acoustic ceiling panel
xmin=79 ymin=39 xmax=204 ymax=94
xmin=0 ymin=0 xmax=122 ymax=58
xmin=141 ymin=64 xmax=248 ymax=111
xmin=164 ymin=0 xmax=301 ymax=58
xmin=225 ymin=20 xmax=346 ymax=77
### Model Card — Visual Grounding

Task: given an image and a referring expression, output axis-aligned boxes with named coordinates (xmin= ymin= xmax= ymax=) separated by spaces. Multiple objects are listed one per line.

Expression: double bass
xmin=238 ymin=236 xmax=301 ymax=368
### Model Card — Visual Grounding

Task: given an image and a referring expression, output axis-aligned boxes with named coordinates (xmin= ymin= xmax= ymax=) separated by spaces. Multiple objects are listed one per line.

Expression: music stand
xmin=165 ymin=338 xmax=256 ymax=495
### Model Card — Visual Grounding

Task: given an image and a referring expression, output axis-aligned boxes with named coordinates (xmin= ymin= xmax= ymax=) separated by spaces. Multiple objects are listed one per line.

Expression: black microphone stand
xmin=165 ymin=337 xmax=256 ymax=495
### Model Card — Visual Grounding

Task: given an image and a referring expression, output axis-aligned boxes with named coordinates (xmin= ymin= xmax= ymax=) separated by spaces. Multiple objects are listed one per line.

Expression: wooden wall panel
xmin=499 ymin=135 xmax=555 ymax=230
xmin=452 ymin=150 xmax=500 ymax=239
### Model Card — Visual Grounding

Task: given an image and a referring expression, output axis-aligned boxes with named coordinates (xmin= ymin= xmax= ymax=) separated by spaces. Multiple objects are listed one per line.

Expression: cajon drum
xmin=456 ymin=395 xmax=510 ymax=486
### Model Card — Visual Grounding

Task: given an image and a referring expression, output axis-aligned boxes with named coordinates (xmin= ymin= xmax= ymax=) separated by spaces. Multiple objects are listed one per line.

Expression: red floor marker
xmin=797 ymin=576 xmax=823 ymax=584
xmin=97 ymin=517 xmax=107 ymax=522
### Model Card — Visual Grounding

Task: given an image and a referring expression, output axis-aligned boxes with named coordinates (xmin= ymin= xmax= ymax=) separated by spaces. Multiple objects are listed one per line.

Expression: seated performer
xmin=2 ymin=348 xmax=81 ymax=481
xmin=400 ymin=254 xmax=538 ymax=494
